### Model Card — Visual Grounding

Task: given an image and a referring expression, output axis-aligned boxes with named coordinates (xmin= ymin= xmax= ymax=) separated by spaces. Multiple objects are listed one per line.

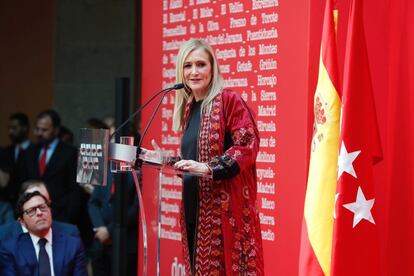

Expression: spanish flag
xmin=299 ymin=0 xmax=341 ymax=275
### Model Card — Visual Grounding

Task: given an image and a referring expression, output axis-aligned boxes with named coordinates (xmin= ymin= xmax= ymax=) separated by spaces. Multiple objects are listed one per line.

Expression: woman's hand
xmin=139 ymin=139 xmax=164 ymax=164
xmin=174 ymin=159 xmax=211 ymax=175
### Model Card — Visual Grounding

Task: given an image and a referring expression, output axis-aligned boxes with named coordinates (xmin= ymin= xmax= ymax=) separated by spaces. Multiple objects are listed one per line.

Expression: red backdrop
xmin=140 ymin=0 xmax=309 ymax=275
xmin=139 ymin=0 xmax=414 ymax=275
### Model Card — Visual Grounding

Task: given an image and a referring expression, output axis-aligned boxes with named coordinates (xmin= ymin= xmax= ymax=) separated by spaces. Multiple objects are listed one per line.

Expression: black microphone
xmin=171 ymin=83 xmax=185 ymax=90
xmin=110 ymin=83 xmax=184 ymax=141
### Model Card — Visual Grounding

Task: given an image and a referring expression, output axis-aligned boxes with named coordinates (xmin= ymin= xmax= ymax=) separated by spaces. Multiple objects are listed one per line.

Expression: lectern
xmin=77 ymin=128 xmax=211 ymax=276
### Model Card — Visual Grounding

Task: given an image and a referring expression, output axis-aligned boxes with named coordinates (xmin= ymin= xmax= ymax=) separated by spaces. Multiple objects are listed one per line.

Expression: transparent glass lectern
xmin=76 ymin=128 xmax=211 ymax=276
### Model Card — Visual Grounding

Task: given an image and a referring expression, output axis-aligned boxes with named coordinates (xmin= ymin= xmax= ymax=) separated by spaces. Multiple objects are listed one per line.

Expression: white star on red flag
xmin=343 ymin=186 xmax=375 ymax=228
xmin=337 ymin=141 xmax=361 ymax=179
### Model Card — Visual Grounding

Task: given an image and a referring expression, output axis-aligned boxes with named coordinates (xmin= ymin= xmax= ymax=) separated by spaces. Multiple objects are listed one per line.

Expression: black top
xmin=180 ymin=100 xmax=202 ymax=263
xmin=181 ymin=100 xmax=202 ymax=225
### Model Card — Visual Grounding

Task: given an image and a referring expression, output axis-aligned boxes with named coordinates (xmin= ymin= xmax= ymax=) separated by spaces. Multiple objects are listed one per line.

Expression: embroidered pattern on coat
xmin=180 ymin=91 xmax=264 ymax=276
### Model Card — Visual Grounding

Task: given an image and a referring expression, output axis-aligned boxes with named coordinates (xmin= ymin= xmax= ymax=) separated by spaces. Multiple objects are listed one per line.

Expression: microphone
xmin=110 ymin=83 xmax=184 ymax=141
xmin=171 ymin=83 xmax=185 ymax=90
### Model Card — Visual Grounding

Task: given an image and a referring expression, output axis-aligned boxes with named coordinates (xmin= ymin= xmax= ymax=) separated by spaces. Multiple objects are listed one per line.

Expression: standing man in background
xmin=6 ymin=112 xmax=31 ymax=164
xmin=1 ymin=112 xmax=32 ymax=205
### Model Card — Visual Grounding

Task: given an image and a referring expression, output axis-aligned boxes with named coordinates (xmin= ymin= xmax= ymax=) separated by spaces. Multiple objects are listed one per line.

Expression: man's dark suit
xmin=1 ymin=144 xmax=29 ymax=204
xmin=0 ymin=220 xmax=80 ymax=242
xmin=18 ymin=141 xmax=82 ymax=224
xmin=0 ymin=229 xmax=87 ymax=275
xmin=1 ymin=145 xmax=16 ymax=203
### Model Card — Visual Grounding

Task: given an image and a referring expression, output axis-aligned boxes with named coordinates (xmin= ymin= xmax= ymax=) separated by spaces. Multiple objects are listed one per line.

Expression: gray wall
xmin=54 ymin=0 xmax=136 ymax=143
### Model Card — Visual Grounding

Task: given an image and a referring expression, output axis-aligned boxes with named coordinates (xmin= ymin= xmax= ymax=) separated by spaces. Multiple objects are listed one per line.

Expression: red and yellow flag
xmin=331 ymin=0 xmax=382 ymax=274
xmin=299 ymin=0 xmax=341 ymax=275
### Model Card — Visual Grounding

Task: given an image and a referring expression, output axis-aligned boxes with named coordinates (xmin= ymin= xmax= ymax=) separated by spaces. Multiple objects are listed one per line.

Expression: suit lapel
xmin=52 ymin=229 xmax=65 ymax=276
xmin=17 ymin=233 xmax=38 ymax=272
xmin=30 ymin=144 xmax=42 ymax=179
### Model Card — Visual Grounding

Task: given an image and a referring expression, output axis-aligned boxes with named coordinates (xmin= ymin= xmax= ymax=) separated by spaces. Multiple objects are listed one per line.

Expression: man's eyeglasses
xmin=23 ymin=203 xmax=50 ymax=217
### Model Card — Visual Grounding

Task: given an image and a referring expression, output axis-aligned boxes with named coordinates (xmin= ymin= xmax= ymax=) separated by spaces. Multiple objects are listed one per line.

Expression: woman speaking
xmin=144 ymin=39 xmax=264 ymax=275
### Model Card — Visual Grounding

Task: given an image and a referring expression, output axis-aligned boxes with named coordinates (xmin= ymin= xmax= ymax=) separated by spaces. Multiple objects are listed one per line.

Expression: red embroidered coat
xmin=180 ymin=89 xmax=264 ymax=275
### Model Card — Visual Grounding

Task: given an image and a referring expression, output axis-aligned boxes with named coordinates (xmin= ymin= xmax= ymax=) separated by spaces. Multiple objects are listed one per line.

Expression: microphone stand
xmin=138 ymin=90 xmax=172 ymax=149
xmin=110 ymin=83 xmax=184 ymax=142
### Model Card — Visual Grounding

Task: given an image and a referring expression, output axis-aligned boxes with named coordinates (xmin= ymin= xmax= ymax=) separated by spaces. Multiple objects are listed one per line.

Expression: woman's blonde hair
xmin=172 ymin=39 xmax=223 ymax=131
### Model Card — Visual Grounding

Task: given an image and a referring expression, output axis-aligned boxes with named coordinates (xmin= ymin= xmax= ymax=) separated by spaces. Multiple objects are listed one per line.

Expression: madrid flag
xmin=331 ymin=0 xmax=383 ymax=274
xmin=299 ymin=0 xmax=341 ymax=275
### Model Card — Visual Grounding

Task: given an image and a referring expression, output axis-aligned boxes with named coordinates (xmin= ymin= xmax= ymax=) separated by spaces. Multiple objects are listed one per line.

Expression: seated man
xmin=0 ymin=191 xmax=87 ymax=275
xmin=0 ymin=180 xmax=79 ymax=242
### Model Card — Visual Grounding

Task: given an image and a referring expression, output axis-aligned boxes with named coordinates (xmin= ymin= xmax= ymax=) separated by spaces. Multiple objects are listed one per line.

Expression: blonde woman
xmin=144 ymin=39 xmax=264 ymax=275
